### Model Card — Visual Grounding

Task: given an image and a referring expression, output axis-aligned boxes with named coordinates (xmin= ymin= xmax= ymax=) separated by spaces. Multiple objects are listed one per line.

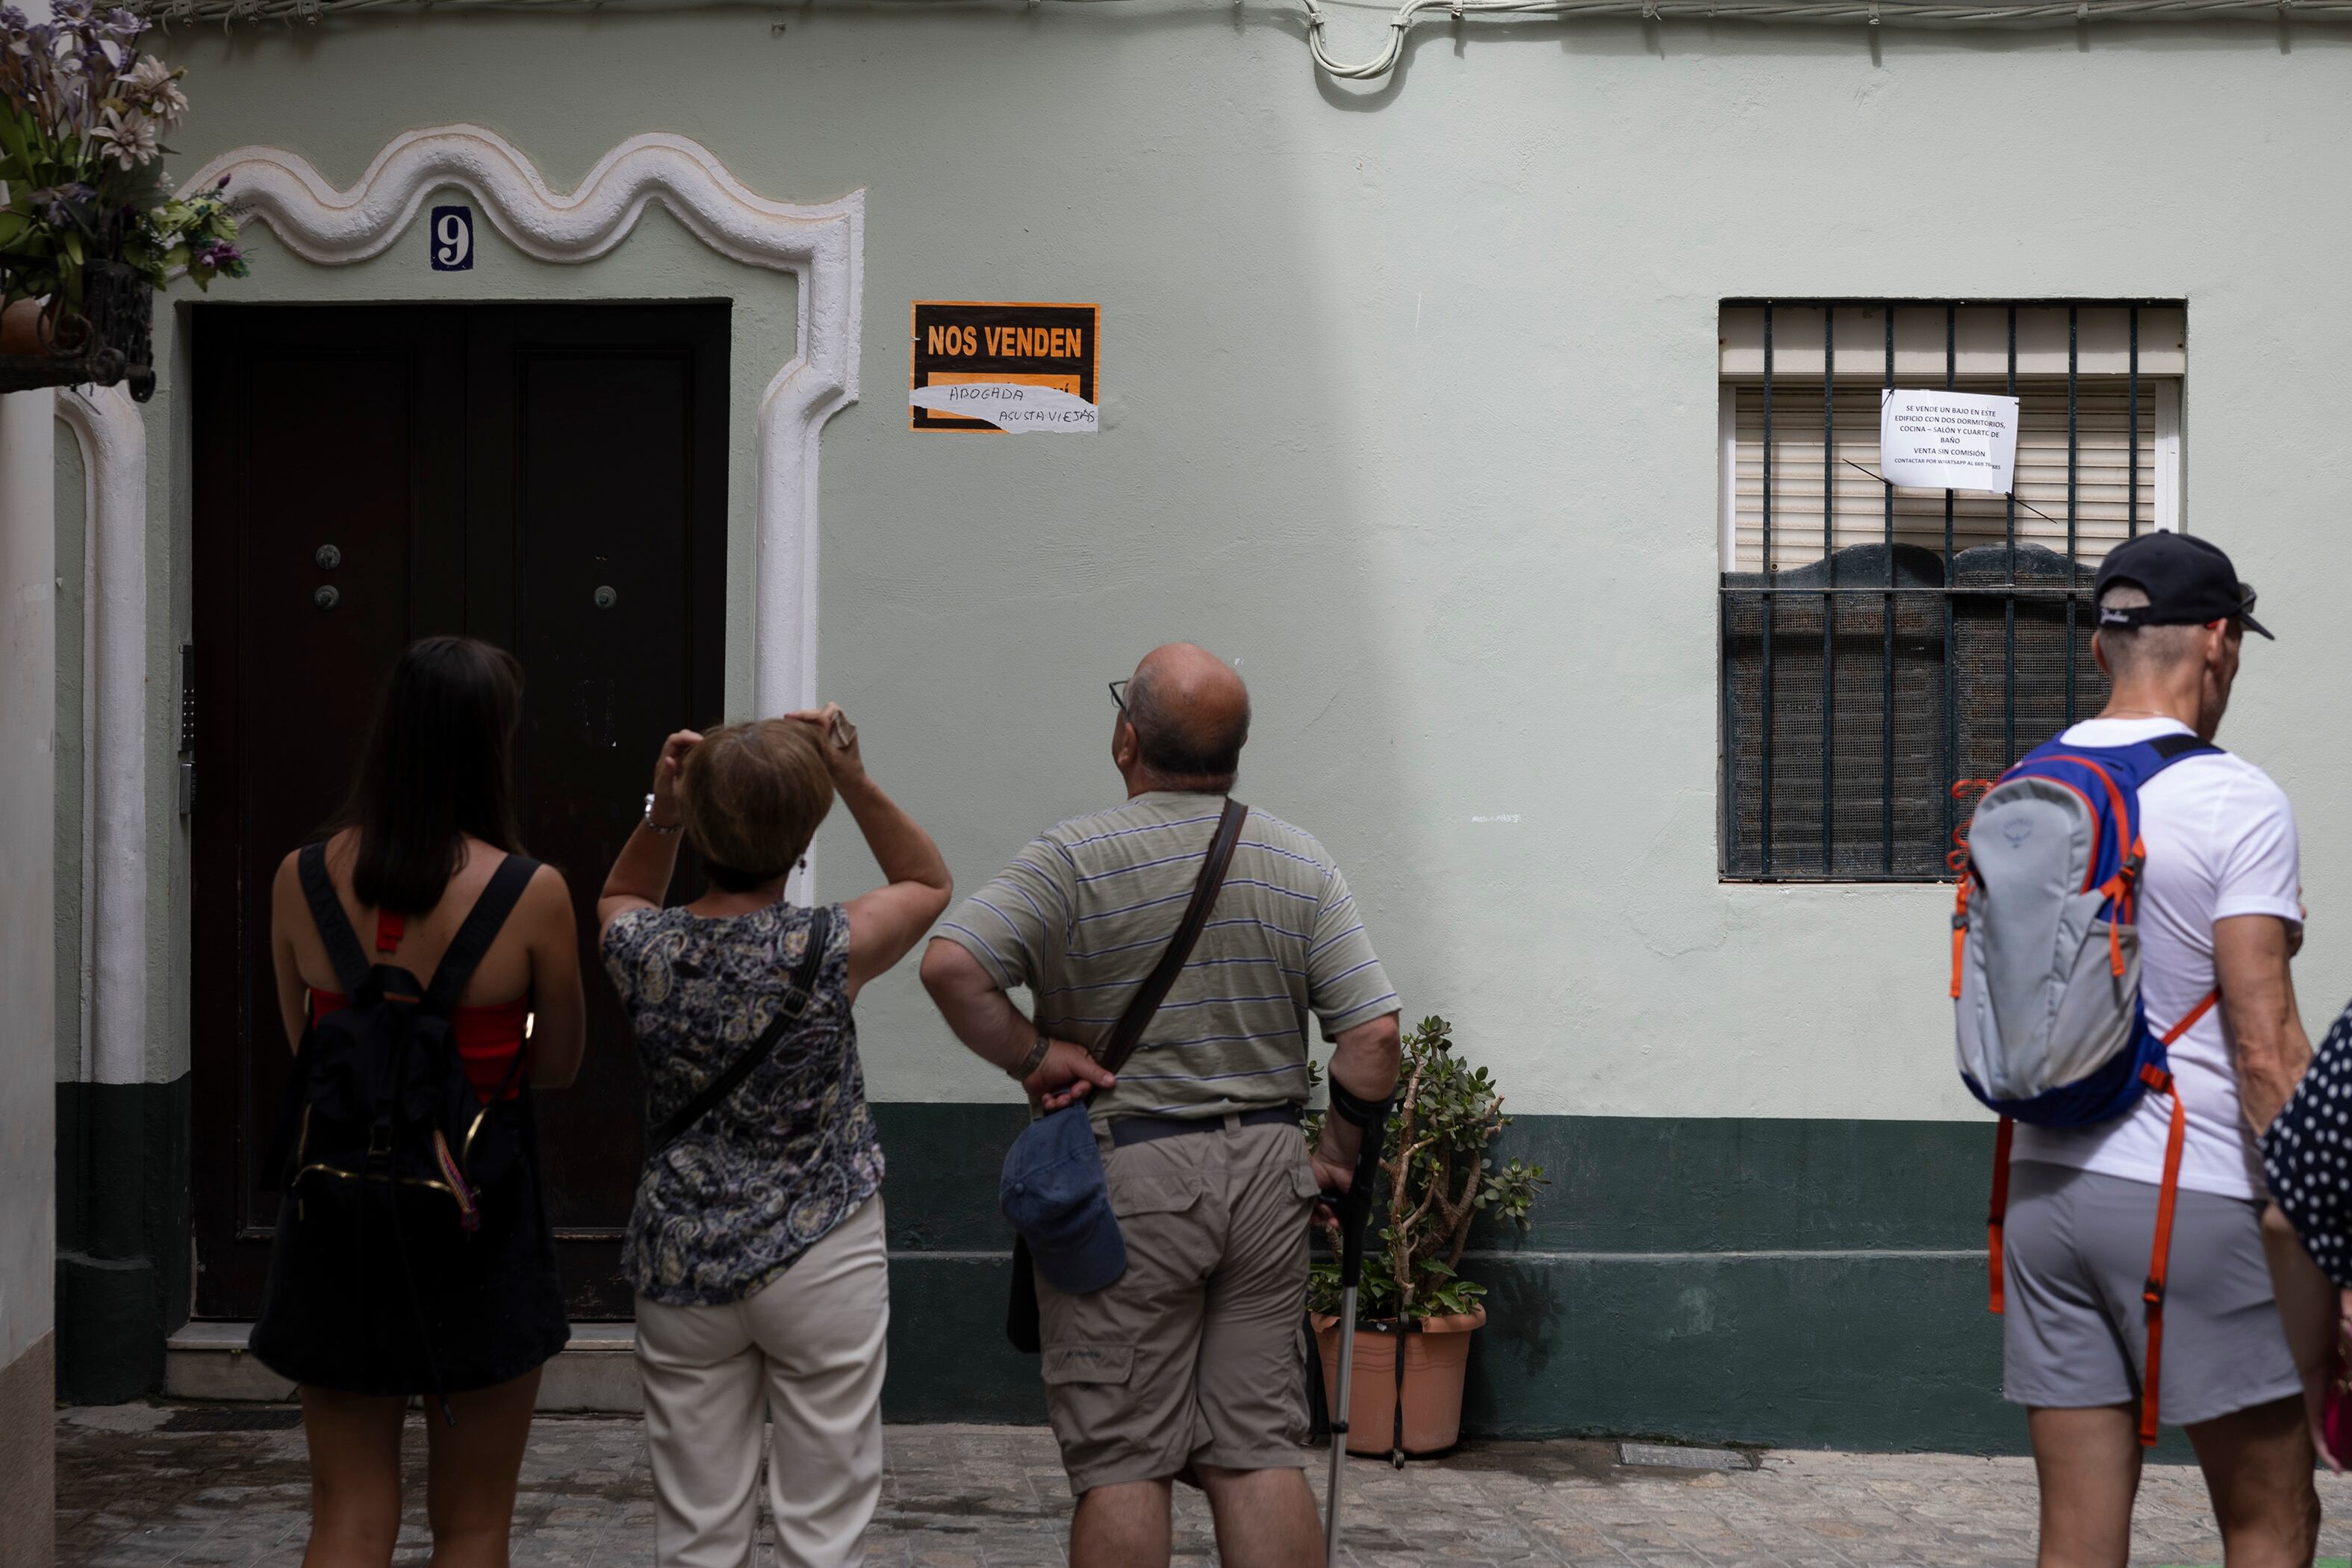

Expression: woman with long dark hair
xmin=253 ymin=635 xmax=586 ymax=1568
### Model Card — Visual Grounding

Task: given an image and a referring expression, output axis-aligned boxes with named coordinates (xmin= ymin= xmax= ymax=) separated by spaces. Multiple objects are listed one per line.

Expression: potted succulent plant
xmin=1307 ymin=1015 xmax=1546 ymax=1463
xmin=0 ymin=0 xmax=248 ymax=401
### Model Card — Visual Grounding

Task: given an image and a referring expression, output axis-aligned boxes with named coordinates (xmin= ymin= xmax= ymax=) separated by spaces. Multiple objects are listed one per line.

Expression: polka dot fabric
xmin=2262 ymin=1001 xmax=2352 ymax=1288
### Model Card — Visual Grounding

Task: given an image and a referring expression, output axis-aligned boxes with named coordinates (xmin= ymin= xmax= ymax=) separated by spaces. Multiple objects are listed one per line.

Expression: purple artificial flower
xmin=21 ymin=181 xmax=95 ymax=225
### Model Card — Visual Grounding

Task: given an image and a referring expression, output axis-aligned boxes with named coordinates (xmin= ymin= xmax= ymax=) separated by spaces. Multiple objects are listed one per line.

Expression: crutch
xmin=1322 ymin=1102 xmax=1389 ymax=1568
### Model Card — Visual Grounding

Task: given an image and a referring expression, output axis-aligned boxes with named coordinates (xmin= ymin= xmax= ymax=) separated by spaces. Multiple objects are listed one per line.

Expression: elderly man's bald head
xmin=1122 ymin=643 xmax=1251 ymax=787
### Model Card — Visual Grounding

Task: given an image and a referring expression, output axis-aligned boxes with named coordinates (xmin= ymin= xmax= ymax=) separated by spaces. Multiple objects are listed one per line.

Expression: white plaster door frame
xmin=183 ymin=124 xmax=865 ymax=718
xmin=55 ymin=385 xmax=148 ymax=1088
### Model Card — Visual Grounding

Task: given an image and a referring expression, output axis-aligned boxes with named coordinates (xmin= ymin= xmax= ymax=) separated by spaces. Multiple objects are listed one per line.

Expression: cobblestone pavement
xmin=53 ymin=1404 xmax=2352 ymax=1567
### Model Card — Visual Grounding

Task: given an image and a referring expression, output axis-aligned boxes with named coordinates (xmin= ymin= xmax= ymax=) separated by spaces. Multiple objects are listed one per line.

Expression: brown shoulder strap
xmin=1098 ymin=797 xmax=1248 ymax=1078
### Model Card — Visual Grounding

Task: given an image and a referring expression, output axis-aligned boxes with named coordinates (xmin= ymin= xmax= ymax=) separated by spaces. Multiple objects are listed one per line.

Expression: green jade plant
xmin=1307 ymin=1015 xmax=1547 ymax=1325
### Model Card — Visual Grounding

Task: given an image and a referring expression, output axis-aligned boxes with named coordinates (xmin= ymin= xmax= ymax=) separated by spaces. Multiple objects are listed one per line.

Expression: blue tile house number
xmin=430 ymin=205 xmax=474 ymax=271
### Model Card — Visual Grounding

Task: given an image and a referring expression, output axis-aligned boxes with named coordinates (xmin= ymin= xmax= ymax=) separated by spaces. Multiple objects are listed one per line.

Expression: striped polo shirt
xmin=937 ymin=791 xmax=1399 ymax=1123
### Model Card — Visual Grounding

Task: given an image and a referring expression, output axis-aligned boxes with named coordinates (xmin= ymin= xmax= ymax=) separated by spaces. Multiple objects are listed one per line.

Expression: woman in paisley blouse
xmin=597 ymin=706 xmax=950 ymax=1568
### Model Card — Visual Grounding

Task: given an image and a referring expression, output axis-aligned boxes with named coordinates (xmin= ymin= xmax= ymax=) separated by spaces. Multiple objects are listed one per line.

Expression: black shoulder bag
xmin=647 ymin=906 xmax=836 ymax=1156
xmin=1005 ymin=796 xmax=1249 ymax=1351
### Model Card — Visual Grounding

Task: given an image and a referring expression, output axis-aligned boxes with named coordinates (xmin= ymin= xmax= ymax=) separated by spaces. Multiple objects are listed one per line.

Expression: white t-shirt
xmin=2011 ymin=717 xmax=2304 ymax=1200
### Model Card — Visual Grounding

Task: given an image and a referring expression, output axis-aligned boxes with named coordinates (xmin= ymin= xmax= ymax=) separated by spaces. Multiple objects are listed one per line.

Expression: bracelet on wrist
xmin=1010 ymin=1033 xmax=1053 ymax=1080
xmin=641 ymin=792 xmax=683 ymax=835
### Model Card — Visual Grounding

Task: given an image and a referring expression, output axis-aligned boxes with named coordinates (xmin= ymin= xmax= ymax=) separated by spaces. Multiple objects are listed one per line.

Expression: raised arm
xmin=2217 ymin=912 xmax=2311 ymax=1135
xmin=599 ymin=728 xmax=703 ymax=939
xmin=785 ymin=704 xmax=953 ymax=1002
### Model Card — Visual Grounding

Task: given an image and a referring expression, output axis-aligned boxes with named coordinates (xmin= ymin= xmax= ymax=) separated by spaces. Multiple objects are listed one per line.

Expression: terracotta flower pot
xmin=0 ymin=298 xmax=46 ymax=356
xmin=1312 ymin=1304 xmax=1484 ymax=1458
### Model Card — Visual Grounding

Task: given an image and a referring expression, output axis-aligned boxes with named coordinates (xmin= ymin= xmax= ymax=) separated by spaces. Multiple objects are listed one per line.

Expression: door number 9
xmin=430 ymin=205 xmax=474 ymax=272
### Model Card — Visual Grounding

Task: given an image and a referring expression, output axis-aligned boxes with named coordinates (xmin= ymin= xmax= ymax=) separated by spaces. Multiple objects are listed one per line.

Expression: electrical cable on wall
xmin=132 ymin=0 xmax=2352 ymax=84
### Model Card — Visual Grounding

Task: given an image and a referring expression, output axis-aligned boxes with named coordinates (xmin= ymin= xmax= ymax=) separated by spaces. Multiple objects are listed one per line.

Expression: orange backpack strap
xmin=1950 ymin=880 xmax=1973 ymax=1001
xmin=2161 ymin=989 xmax=2219 ymax=1047
xmin=1989 ymin=1116 xmax=2015 ymax=1315
xmin=2131 ymin=991 xmax=2215 ymax=1448
xmin=2137 ymin=1065 xmax=2188 ymax=1449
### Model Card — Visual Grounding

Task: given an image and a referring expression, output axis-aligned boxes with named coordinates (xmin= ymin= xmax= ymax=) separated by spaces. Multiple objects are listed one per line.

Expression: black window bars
xmin=1719 ymin=299 xmax=2182 ymax=882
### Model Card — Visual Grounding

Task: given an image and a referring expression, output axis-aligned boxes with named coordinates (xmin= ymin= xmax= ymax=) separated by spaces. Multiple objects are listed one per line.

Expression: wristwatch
xmin=641 ymin=792 xmax=682 ymax=834
xmin=1010 ymin=1033 xmax=1052 ymax=1080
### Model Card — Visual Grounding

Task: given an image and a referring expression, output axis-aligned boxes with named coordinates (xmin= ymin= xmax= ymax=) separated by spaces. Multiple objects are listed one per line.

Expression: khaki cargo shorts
xmin=1035 ymin=1116 xmax=1321 ymax=1494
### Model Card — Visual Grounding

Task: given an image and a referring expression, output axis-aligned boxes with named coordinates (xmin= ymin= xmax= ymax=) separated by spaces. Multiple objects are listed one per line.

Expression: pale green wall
xmin=139 ymin=10 xmax=2352 ymax=1119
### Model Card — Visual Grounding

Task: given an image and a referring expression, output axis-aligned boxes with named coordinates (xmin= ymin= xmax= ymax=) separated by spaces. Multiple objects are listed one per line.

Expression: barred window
xmin=1717 ymin=301 xmax=2185 ymax=881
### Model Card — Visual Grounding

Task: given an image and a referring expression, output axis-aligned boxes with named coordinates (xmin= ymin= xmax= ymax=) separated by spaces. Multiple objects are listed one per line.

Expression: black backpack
xmin=267 ymin=844 xmax=541 ymax=1236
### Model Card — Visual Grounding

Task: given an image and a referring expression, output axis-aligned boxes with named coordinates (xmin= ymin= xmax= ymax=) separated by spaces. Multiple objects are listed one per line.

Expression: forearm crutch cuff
xmin=1328 ymin=1082 xmax=1392 ymax=1131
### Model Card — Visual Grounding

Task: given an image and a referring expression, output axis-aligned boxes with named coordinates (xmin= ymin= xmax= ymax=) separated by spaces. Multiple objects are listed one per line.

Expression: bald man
xmin=922 ymin=643 xmax=1402 ymax=1568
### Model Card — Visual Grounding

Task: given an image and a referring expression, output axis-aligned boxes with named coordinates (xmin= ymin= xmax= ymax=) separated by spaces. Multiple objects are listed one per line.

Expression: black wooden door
xmin=190 ymin=302 xmax=729 ymax=1320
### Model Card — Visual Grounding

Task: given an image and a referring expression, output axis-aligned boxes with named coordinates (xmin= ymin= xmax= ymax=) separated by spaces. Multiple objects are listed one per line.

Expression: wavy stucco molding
xmin=183 ymin=124 xmax=865 ymax=715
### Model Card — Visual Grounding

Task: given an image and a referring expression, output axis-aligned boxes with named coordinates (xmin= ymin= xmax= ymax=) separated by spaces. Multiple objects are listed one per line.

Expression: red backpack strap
xmin=2132 ymin=990 xmax=2218 ymax=1448
xmin=1989 ymin=1117 xmax=2015 ymax=1315
xmin=1951 ymin=879 xmax=1973 ymax=1002
xmin=2161 ymin=990 xmax=2219 ymax=1048
xmin=2138 ymin=1065 xmax=2188 ymax=1449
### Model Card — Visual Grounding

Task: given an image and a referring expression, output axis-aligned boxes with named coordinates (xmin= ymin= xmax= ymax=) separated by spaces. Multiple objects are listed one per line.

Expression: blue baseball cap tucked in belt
xmin=1000 ymin=1104 xmax=1127 ymax=1295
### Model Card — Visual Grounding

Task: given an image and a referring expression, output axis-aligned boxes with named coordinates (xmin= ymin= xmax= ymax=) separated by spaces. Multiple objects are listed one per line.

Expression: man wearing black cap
xmin=2003 ymin=532 xmax=2322 ymax=1565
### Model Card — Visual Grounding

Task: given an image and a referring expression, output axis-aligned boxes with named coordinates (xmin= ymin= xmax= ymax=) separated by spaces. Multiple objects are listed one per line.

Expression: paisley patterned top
xmin=603 ymin=900 xmax=884 ymax=1306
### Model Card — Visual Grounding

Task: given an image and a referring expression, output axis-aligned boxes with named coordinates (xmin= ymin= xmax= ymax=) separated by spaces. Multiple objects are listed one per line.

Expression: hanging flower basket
xmin=0 ymin=258 xmax=155 ymax=399
xmin=0 ymin=0 xmax=248 ymax=404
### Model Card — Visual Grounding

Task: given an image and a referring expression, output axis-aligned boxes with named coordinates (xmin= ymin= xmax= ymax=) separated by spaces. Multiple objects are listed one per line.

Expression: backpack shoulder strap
xmin=423 ymin=855 xmax=544 ymax=1015
xmin=2147 ymin=731 xmax=2222 ymax=763
xmin=298 ymin=842 xmax=374 ymax=999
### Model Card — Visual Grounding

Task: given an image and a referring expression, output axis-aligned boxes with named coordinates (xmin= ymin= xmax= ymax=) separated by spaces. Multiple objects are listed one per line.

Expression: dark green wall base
xmin=74 ymin=1090 xmax=2178 ymax=1455
xmin=871 ymin=1107 xmax=2116 ymax=1456
xmin=56 ymin=1074 xmax=191 ymax=1404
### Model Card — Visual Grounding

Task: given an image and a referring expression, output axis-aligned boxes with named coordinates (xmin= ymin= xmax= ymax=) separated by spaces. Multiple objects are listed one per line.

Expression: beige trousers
xmin=635 ymin=1195 xmax=889 ymax=1568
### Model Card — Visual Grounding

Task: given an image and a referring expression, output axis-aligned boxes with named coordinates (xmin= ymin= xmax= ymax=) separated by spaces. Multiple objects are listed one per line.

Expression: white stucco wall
xmin=3 ymin=388 xmax=58 ymax=1372
xmin=135 ymin=11 xmax=2352 ymax=1121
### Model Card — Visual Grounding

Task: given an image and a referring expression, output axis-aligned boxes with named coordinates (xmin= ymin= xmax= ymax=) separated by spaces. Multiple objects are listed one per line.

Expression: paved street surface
xmin=54 ymin=1404 xmax=2352 ymax=1567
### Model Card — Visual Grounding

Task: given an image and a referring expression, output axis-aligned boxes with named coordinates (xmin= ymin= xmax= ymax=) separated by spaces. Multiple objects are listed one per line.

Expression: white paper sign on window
xmin=1879 ymin=387 xmax=2020 ymax=494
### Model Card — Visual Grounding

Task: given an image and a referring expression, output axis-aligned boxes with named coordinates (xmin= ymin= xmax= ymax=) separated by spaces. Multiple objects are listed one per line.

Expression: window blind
xmin=1725 ymin=379 xmax=2172 ymax=573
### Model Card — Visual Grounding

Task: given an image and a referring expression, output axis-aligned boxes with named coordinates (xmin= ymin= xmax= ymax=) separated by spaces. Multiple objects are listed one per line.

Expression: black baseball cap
xmin=2091 ymin=532 xmax=2273 ymax=641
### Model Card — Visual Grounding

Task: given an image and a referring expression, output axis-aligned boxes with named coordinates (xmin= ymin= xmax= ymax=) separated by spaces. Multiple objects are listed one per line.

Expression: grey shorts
xmin=2003 ymin=1160 xmax=2300 ymax=1427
